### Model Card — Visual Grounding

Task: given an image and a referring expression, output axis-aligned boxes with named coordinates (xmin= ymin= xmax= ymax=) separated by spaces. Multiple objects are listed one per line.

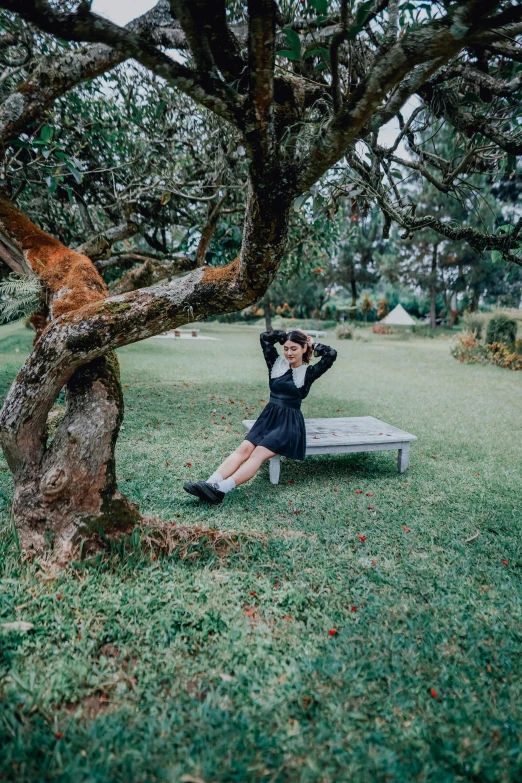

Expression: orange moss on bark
xmin=0 ymin=197 xmax=107 ymax=316
xmin=202 ymin=256 xmax=240 ymax=285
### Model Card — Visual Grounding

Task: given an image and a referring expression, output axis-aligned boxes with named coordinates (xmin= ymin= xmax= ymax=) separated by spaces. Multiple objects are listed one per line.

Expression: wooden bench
xmin=173 ymin=328 xmax=200 ymax=337
xmin=242 ymin=415 xmax=417 ymax=484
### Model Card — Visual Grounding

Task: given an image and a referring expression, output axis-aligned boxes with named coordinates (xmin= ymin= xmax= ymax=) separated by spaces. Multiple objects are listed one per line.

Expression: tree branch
xmin=75 ymin=222 xmax=139 ymax=261
xmin=0 ymin=0 xmax=244 ymax=126
xmin=246 ymin=0 xmax=277 ymax=163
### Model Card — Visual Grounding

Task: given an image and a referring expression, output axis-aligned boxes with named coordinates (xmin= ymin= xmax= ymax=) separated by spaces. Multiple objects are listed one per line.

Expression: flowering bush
xmin=451 ymin=331 xmax=522 ymax=370
xmin=372 ymin=324 xmax=393 ymax=334
xmin=451 ymin=332 xmax=489 ymax=363
xmin=488 ymin=341 xmax=522 ymax=371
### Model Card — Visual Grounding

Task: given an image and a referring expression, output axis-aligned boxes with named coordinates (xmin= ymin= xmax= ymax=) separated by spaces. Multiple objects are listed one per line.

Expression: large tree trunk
xmin=350 ymin=273 xmax=357 ymax=321
xmin=12 ymin=353 xmax=139 ymax=552
xmin=0 ymin=180 xmax=292 ymax=552
xmin=429 ymin=243 xmax=438 ymax=330
xmin=448 ymin=291 xmax=459 ymax=328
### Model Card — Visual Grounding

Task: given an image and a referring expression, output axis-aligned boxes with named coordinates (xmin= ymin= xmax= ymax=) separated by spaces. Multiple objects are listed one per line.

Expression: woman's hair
xmin=285 ymin=330 xmax=313 ymax=364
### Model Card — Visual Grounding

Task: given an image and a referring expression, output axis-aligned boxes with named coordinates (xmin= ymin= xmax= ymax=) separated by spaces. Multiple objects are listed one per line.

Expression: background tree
xmin=0 ymin=1 xmax=522 ymax=551
xmin=360 ymin=291 xmax=373 ymax=321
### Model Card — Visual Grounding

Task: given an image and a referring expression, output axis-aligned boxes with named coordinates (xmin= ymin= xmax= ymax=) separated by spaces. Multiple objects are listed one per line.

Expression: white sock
xmin=215 ymin=477 xmax=236 ymax=494
xmin=207 ymin=470 xmax=223 ymax=484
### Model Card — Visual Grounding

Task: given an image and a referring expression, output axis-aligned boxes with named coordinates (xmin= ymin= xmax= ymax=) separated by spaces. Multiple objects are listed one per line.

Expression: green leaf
xmin=506 ymin=153 xmax=517 ymax=177
xmin=355 ymin=0 xmax=375 ymax=28
xmin=462 ymin=92 xmax=480 ymax=104
xmin=308 ymin=0 xmax=329 ymax=13
xmin=10 ymin=139 xmax=31 ymax=150
xmin=491 ymin=250 xmax=503 ymax=264
xmin=40 ymin=125 xmax=53 ymax=143
xmin=304 ymin=46 xmax=330 ymax=64
xmin=155 ymin=100 xmax=167 ymax=118
xmin=63 ymin=186 xmax=75 ymax=206
xmin=294 ymin=193 xmax=310 ymax=211
xmin=277 ymin=28 xmax=301 ymax=61
xmin=45 ymin=176 xmax=58 ymax=193
xmin=497 ymin=224 xmax=513 ymax=235
xmin=66 ymin=162 xmax=83 ymax=184
xmin=390 ymin=169 xmax=403 ymax=180
xmin=450 ymin=22 xmax=469 ymax=40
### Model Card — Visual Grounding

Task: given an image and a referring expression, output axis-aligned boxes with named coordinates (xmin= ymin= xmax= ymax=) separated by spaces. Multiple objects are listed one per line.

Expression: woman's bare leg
xmin=229 ymin=445 xmax=276 ymax=487
xmin=213 ymin=440 xmax=255 ymax=479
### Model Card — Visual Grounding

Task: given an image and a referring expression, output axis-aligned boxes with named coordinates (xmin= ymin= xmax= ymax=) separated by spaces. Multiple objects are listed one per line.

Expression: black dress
xmin=244 ymin=330 xmax=338 ymax=460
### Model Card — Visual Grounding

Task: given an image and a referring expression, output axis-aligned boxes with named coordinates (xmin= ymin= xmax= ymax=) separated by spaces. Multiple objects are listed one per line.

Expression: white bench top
xmin=243 ymin=415 xmax=417 ymax=447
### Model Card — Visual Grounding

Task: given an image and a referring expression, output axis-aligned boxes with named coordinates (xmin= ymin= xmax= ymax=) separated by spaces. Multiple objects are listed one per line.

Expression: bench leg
xmin=269 ymin=455 xmax=281 ymax=485
xmin=397 ymin=443 xmax=410 ymax=473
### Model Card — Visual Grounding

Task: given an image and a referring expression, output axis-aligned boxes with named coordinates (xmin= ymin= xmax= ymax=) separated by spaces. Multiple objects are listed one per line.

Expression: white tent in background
xmin=380 ymin=304 xmax=415 ymax=326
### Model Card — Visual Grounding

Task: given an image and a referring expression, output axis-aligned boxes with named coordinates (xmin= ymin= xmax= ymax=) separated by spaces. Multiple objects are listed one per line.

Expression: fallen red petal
xmin=430 ymin=688 xmax=438 ymax=699
xmin=185 ymin=462 xmax=192 ymax=467
xmin=357 ymin=534 xmax=366 ymax=542
xmin=55 ymin=732 xmax=63 ymax=739
xmin=502 ymin=559 xmax=508 ymax=565
xmin=328 ymin=628 xmax=338 ymax=636
xmin=282 ymin=615 xmax=292 ymax=620
xmin=403 ymin=525 xmax=410 ymax=532
xmin=350 ymin=606 xmax=357 ymax=612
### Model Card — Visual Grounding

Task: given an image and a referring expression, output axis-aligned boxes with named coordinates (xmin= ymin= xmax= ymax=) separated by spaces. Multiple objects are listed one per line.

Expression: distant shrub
xmin=451 ymin=332 xmax=489 ymax=364
xmin=360 ymin=293 xmax=373 ymax=321
xmin=488 ymin=341 xmax=522 ymax=371
xmin=276 ymin=302 xmax=292 ymax=318
xmin=486 ymin=314 xmax=517 ymax=346
xmin=353 ymin=327 xmax=369 ymax=342
xmin=462 ymin=311 xmax=488 ymax=339
xmin=336 ymin=324 xmax=353 ymax=339
xmin=451 ymin=332 xmax=522 ymax=370
xmin=372 ymin=324 xmax=393 ymax=334
xmin=377 ymin=298 xmax=389 ymax=320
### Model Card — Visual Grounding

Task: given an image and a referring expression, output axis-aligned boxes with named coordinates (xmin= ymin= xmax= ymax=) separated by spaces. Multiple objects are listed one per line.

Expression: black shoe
xmin=183 ymin=481 xmax=202 ymax=497
xmin=193 ymin=481 xmax=225 ymax=505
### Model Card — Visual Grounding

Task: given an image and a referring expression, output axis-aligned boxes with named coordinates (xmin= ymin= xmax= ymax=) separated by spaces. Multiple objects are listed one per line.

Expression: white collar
xmin=270 ymin=355 xmax=307 ymax=388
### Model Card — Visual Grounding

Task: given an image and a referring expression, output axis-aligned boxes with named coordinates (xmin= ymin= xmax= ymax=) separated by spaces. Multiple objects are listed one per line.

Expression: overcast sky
xmin=91 ymin=0 xmax=155 ymax=25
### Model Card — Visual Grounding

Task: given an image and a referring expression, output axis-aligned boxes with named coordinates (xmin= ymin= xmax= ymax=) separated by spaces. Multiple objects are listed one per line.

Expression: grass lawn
xmin=1 ymin=321 xmax=521 ymax=783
